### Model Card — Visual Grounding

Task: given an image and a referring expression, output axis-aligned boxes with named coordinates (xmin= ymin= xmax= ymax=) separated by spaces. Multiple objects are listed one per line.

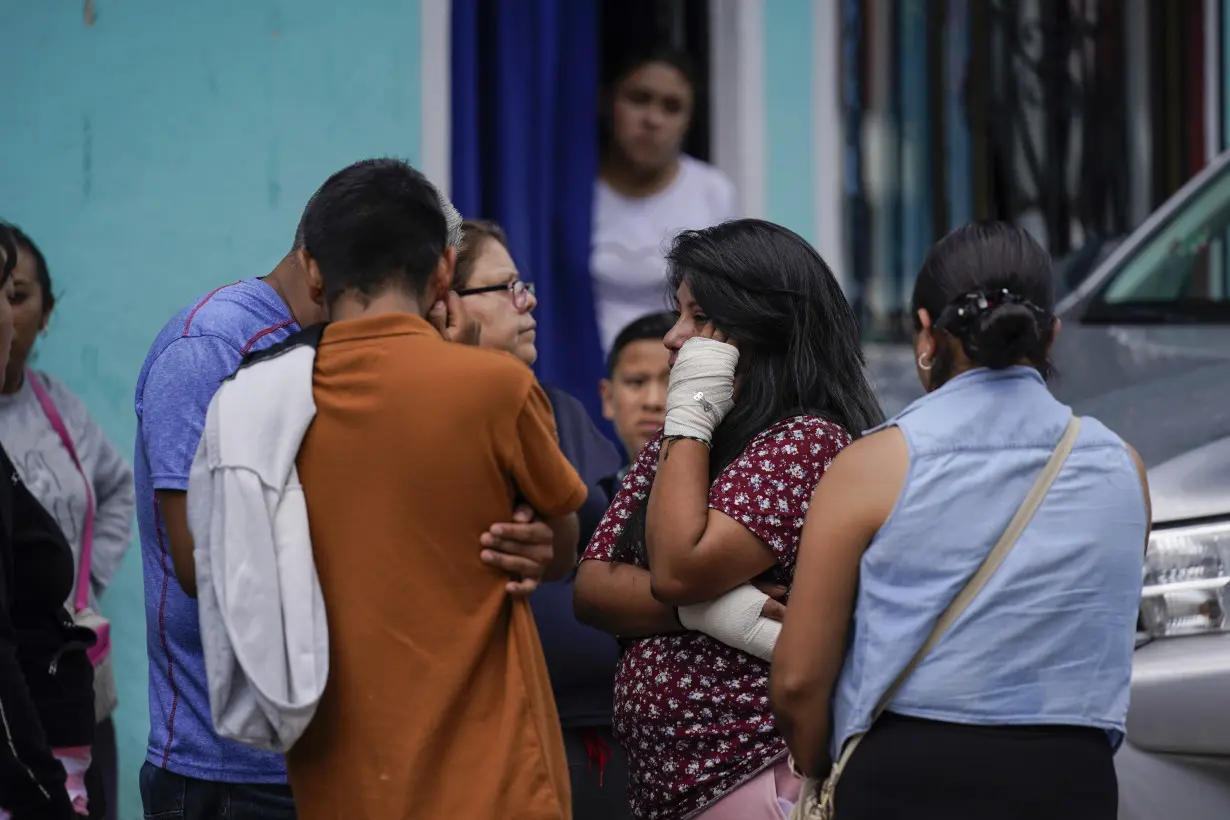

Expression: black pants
xmin=835 ymin=713 xmax=1118 ymax=820
xmin=562 ymin=725 xmax=633 ymax=820
xmin=139 ymin=762 xmax=296 ymax=820
xmin=85 ymin=717 xmax=117 ymax=820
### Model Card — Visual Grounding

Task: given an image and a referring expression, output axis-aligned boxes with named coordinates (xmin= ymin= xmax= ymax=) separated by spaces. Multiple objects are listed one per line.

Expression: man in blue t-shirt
xmin=135 ymin=205 xmax=571 ymax=817
xmin=134 ymin=232 xmax=316 ymax=817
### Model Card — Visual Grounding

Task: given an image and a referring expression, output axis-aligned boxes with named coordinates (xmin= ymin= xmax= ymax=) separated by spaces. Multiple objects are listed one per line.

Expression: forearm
xmin=645 ymin=438 xmax=712 ymax=584
xmin=645 ymin=440 xmax=779 ymax=605
xmin=678 ymin=585 xmax=781 ymax=661
xmin=771 ymin=675 xmax=834 ymax=777
xmin=574 ymin=559 xmax=685 ymax=639
xmin=543 ymin=513 xmax=580 ymax=581
xmin=156 ymin=491 xmax=197 ymax=597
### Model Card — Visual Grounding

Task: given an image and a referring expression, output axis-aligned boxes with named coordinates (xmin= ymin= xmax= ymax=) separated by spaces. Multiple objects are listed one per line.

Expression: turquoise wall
xmin=0 ymin=2 xmax=422 ymax=816
xmin=762 ymin=0 xmax=817 ymax=244
xmin=1225 ymin=0 xmax=1230 ymax=152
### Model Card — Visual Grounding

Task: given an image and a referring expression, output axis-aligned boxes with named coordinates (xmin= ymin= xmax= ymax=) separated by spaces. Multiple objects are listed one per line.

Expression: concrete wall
xmin=709 ymin=0 xmax=846 ymax=284
xmin=0 ymin=2 xmax=424 ymax=816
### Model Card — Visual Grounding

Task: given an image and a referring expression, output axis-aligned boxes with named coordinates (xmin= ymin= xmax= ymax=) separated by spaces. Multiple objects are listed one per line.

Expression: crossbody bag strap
xmin=26 ymin=369 xmax=96 ymax=612
xmin=832 ymin=414 xmax=1083 ymax=774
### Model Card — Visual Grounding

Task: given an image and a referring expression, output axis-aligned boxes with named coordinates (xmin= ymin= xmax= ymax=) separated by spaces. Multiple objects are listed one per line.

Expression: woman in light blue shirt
xmin=771 ymin=222 xmax=1151 ymax=820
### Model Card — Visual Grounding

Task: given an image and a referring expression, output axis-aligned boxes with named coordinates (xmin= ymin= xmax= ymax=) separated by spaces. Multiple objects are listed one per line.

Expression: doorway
xmin=599 ymin=0 xmax=713 ymax=162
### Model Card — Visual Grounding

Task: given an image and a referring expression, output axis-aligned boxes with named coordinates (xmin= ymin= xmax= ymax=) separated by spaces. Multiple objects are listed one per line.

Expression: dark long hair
xmin=0 ymin=222 xmax=54 ymax=312
xmin=600 ymin=48 xmax=698 ymax=161
xmin=617 ymin=219 xmax=884 ymax=555
xmin=0 ymin=223 xmax=16 ymax=287
xmin=912 ymin=221 xmax=1056 ymax=389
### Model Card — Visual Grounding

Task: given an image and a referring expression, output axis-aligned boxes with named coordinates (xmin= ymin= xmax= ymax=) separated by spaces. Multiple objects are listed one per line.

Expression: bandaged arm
xmin=677 ymin=583 xmax=781 ymax=661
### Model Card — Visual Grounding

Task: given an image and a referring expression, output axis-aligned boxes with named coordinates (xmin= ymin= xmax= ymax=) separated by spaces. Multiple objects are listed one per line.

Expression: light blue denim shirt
xmin=830 ymin=366 xmax=1147 ymax=758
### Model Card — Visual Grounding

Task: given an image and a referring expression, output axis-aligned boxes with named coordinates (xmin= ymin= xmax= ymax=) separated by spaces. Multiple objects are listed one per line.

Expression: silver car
xmin=1052 ymin=151 xmax=1230 ymax=819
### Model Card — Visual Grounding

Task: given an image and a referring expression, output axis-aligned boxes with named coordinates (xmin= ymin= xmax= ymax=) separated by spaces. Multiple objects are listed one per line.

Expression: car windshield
xmin=1087 ymin=163 xmax=1230 ymax=323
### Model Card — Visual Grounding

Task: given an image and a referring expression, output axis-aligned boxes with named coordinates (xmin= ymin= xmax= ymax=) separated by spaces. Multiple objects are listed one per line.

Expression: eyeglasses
xmin=455 ymin=280 xmax=536 ymax=310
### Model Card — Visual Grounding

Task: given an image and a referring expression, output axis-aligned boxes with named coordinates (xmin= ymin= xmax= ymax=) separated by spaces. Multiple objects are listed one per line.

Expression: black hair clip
xmin=938 ymin=288 xmax=1049 ymax=333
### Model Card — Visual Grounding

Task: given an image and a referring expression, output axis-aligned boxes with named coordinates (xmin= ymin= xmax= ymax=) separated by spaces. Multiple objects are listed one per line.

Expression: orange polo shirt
xmin=285 ymin=313 xmax=587 ymax=820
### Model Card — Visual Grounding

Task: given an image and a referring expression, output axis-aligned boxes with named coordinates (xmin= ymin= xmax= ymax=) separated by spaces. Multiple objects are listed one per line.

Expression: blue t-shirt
xmin=134 ymin=279 xmax=297 ymax=782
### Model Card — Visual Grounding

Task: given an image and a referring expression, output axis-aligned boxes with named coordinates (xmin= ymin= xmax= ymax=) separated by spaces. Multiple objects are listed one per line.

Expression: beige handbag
xmin=790 ymin=416 xmax=1082 ymax=820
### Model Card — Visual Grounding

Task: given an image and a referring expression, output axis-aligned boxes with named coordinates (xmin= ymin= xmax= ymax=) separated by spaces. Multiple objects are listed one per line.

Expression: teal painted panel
xmin=0 ymin=2 xmax=422 ymax=816
xmin=1225 ymin=0 xmax=1230 ymax=151
xmin=763 ymin=0 xmax=817 ymax=243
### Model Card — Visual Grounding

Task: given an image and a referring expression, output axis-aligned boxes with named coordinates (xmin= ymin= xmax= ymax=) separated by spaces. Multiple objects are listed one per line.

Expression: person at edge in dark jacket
xmin=0 ymin=222 xmax=98 ymax=819
xmin=597 ymin=311 xmax=675 ymax=501
xmin=451 ymin=220 xmax=630 ymax=819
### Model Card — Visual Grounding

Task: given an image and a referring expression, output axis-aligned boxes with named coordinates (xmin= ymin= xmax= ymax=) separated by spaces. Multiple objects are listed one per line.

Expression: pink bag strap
xmin=26 ymin=370 xmax=94 ymax=612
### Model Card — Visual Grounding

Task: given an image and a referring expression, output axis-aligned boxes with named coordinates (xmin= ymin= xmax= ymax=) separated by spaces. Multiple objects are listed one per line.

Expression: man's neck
xmin=329 ymin=290 xmax=432 ymax=323
xmin=262 ymin=255 xmax=302 ymax=323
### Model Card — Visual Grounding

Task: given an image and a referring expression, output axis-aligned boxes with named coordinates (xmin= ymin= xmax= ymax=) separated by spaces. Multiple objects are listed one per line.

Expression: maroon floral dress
xmin=583 ymin=415 xmax=851 ymax=819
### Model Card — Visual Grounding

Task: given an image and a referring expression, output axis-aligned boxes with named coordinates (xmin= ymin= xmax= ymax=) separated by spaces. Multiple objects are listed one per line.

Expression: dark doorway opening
xmin=968 ymin=0 xmax=1132 ymax=259
xmin=1147 ymin=0 xmax=1209 ymax=203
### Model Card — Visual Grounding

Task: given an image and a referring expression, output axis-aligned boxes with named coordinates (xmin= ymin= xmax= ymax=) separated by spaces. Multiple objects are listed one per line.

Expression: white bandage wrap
xmin=663 ymin=337 xmax=740 ymax=444
xmin=677 ymin=584 xmax=781 ymax=662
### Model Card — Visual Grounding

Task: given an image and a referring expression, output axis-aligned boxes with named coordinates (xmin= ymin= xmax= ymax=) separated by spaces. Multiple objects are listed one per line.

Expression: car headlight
xmin=1139 ymin=520 xmax=1230 ymax=638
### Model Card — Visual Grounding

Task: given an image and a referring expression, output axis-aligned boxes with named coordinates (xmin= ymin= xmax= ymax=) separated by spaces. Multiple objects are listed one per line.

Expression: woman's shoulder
xmin=679 ymin=155 xmax=737 ymax=217
xmin=753 ymin=415 xmax=853 ymax=450
xmin=541 ymin=383 xmax=584 ymax=415
xmin=679 ymin=154 xmax=733 ymax=188
xmin=1071 ymin=413 xmax=1132 ymax=448
xmin=726 ymin=416 xmax=853 ymax=476
xmin=28 ymin=370 xmax=91 ymax=424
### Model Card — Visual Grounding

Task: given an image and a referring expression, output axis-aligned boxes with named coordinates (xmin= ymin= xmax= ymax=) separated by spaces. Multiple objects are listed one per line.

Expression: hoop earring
xmin=918 ymin=351 xmax=933 ymax=371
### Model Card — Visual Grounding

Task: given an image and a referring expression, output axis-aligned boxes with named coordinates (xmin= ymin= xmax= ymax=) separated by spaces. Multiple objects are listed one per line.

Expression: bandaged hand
xmin=678 ymin=584 xmax=782 ymax=662
xmin=664 ymin=336 xmax=739 ymax=444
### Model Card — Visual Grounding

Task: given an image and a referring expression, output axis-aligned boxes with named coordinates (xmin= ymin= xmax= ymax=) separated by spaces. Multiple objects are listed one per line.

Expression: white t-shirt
xmin=590 ymin=155 xmax=737 ymax=352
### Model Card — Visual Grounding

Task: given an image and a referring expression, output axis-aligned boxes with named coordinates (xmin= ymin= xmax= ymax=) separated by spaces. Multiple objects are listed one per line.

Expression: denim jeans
xmin=139 ymin=762 xmax=296 ymax=820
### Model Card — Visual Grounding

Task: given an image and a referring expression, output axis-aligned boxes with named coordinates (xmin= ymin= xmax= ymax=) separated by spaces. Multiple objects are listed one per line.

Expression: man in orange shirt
xmin=278 ymin=159 xmax=587 ymax=819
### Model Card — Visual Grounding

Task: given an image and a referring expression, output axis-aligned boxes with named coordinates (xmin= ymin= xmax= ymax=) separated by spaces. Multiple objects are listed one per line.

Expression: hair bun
xmin=964 ymin=303 xmax=1041 ymax=369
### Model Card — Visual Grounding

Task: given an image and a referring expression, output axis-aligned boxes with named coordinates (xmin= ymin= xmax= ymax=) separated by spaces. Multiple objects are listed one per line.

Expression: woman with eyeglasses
xmin=453 ymin=220 xmax=540 ymax=359
xmin=452 ymin=219 xmax=631 ymax=819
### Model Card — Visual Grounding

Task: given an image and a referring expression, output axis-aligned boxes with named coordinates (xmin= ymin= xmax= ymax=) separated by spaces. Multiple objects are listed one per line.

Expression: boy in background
xmin=598 ymin=311 xmax=674 ymax=493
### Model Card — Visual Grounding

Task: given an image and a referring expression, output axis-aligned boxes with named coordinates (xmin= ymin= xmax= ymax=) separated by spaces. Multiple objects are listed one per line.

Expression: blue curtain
xmin=451 ymin=0 xmax=607 ymax=423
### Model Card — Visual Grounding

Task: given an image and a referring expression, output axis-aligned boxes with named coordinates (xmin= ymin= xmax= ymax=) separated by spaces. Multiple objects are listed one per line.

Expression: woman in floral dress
xmin=575 ymin=219 xmax=883 ymax=819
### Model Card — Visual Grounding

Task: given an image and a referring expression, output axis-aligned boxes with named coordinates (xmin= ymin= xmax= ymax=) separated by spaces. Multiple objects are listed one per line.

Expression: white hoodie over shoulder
xmin=187 ymin=328 xmax=328 ymax=753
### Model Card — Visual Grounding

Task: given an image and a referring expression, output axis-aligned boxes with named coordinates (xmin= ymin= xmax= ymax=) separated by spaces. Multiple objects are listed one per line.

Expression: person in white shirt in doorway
xmin=591 ymin=49 xmax=738 ymax=353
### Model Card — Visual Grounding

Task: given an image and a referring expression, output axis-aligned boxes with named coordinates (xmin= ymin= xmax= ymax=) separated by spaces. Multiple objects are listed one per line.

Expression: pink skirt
xmin=692 ymin=760 xmax=802 ymax=820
